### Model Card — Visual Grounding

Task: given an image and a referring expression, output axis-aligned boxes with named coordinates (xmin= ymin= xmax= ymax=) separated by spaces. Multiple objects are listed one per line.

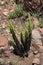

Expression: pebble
xmin=10 ymin=46 xmax=14 ymax=52
xmin=0 ymin=58 xmax=4 ymax=64
xmin=2 ymin=22 xmax=6 ymax=29
xmin=32 ymin=29 xmax=42 ymax=46
xmin=33 ymin=50 xmax=38 ymax=55
xmin=5 ymin=29 xmax=10 ymax=33
xmin=1 ymin=1 xmax=5 ymax=4
xmin=32 ymin=58 xmax=40 ymax=65
xmin=31 ymin=17 xmax=39 ymax=28
xmin=3 ymin=9 xmax=9 ymax=16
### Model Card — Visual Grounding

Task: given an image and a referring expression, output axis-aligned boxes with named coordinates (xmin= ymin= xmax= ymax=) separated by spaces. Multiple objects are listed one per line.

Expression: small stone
xmin=33 ymin=58 xmax=40 ymax=64
xmin=33 ymin=50 xmax=38 ymax=55
xmin=10 ymin=46 xmax=14 ymax=52
xmin=0 ymin=58 xmax=4 ymax=64
xmin=13 ymin=3 xmax=17 ymax=10
xmin=2 ymin=22 xmax=6 ymax=29
xmin=38 ymin=45 xmax=43 ymax=53
xmin=3 ymin=9 xmax=9 ymax=16
xmin=32 ymin=29 xmax=42 ymax=45
xmin=0 ymin=47 xmax=5 ymax=50
xmin=1 ymin=1 xmax=5 ymax=4
xmin=5 ymin=29 xmax=10 ymax=33
xmin=21 ymin=16 xmax=26 ymax=21
xmin=38 ymin=28 xmax=43 ymax=34
xmin=31 ymin=17 xmax=39 ymax=28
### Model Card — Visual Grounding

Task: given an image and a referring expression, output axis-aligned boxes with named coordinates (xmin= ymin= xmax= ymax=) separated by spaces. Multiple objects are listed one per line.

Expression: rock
xmin=0 ymin=58 xmax=4 ymax=64
xmin=23 ymin=11 xmax=28 ymax=17
xmin=0 ymin=47 xmax=5 ymax=50
xmin=32 ymin=29 xmax=42 ymax=46
xmin=38 ymin=45 xmax=43 ymax=50
xmin=10 ymin=46 xmax=14 ymax=52
xmin=33 ymin=50 xmax=38 ymax=55
xmin=5 ymin=29 xmax=10 ymax=33
xmin=2 ymin=22 xmax=6 ymax=29
xmin=32 ymin=43 xmax=43 ymax=53
xmin=3 ymin=9 xmax=9 ymax=16
xmin=10 ymin=46 xmax=14 ymax=50
xmin=38 ymin=28 xmax=43 ymax=35
xmin=32 ymin=58 xmax=40 ymax=65
xmin=13 ymin=3 xmax=17 ymax=11
xmin=38 ymin=45 xmax=43 ymax=53
xmin=31 ymin=17 xmax=39 ymax=28
xmin=21 ymin=16 xmax=26 ymax=21
xmin=32 ymin=43 xmax=40 ymax=51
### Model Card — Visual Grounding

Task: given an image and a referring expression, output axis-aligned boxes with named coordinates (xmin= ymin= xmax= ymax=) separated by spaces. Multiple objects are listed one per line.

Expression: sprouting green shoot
xmin=39 ymin=19 xmax=43 ymax=28
xmin=8 ymin=21 xmax=14 ymax=32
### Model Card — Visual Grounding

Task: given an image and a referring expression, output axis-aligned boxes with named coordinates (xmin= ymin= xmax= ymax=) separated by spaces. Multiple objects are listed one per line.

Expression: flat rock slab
xmin=32 ymin=29 xmax=42 ymax=45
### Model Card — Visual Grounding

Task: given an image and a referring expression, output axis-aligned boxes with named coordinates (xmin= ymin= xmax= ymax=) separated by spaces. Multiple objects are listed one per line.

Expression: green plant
xmin=21 ymin=14 xmax=33 ymax=55
xmin=16 ymin=3 xmax=23 ymax=16
xmin=8 ymin=11 xmax=17 ymax=19
xmin=8 ymin=21 xmax=14 ymax=32
xmin=8 ymin=21 xmax=24 ymax=57
xmin=20 ymin=13 xmax=33 ymax=57
xmin=8 ymin=3 xmax=23 ymax=19
xmin=0 ymin=62 xmax=3 ymax=65
xmin=39 ymin=19 xmax=43 ymax=28
xmin=8 ymin=15 xmax=33 ymax=57
xmin=0 ymin=49 xmax=4 ymax=54
xmin=30 ymin=13 xmax=41 ymax=19
xmin=13 ymin=0 xmax=16 ymax=3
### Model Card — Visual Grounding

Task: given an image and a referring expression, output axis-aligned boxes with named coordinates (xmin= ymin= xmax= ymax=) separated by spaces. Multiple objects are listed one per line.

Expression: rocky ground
xmin=0 ymin=0 xmax=43 ymax=65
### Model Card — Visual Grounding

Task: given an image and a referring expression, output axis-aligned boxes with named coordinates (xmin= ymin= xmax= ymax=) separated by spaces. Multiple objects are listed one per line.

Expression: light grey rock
xmin=10 ymin=46 xmax=14 ymax=52
xmin=32 ymin=58 xmax=40 ymax=65
xmin=33 ymin=50 xmax=39 ymax=55
xmin=32 ymin=29 xmax=42 ymax=46
xmin=0 ymin=58 xmax=4 ymax=64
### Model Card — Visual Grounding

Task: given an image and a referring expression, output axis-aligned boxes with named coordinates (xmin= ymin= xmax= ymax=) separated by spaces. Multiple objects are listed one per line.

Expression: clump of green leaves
xmin=13 ymin=0 xmax=16 ymax=3
xmin=0 ymin=49 xmax=4 ymax=54
xmin=17 ymin=3 xmax=23 ymax=16
xmin=8 ymin=14 xmax=33 ymax=57
xmin=39 ymin=19 xmax=43 ymax=28
xmin=8 ymin=21 xmax=14 ymax=32
xmin=20 ymin=13 xmax=33 ymax=55
xmin=0 ymin=62 xmax=3 ymax=65
xmin=8 ymin=3 xmax=23 ymax=19
xmin=30 ymin=13 xmax=41 ymax=19
xmin=8 ymin=21 xmax=15 ymax=44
